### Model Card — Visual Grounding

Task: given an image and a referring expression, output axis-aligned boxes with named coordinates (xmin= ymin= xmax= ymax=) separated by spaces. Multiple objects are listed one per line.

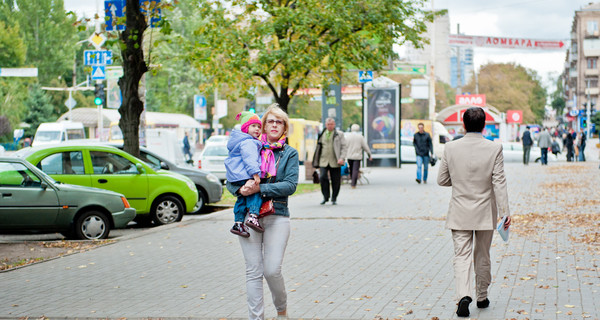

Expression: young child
xmin=225 ymin=111 xmax=264 ymax=237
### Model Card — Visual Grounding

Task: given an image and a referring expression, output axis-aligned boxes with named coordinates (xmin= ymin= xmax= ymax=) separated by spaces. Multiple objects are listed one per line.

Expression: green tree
xmin=5 ymin=0 xmax=78 ymax=85
xmin=0 ymin=20 xmax=26 ymax=67
xmin=550 ymin=77 xmax=566 ymax=116
xmin=462 ymin=63 xmax=547 ymax=123
xmin=22 ymin=85 xmax=56 ymax=137
xmin=191 ymin=0 xmax=434 ymax=113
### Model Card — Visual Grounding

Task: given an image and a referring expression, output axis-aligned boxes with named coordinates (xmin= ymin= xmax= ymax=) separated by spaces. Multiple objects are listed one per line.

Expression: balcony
xmin=585 ymin=68 xmax=599 ymax=76
xmin=570 ymin=68 xmax=578 ymax=78
xmin=585 ymin=87 xmax=600 ymax=95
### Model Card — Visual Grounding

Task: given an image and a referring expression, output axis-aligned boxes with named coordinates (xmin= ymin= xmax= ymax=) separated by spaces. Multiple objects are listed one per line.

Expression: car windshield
xmin=35 ymin=131 xmax=61 ymax=142
xmin=203 ymin=145 xmax=229 ymax=156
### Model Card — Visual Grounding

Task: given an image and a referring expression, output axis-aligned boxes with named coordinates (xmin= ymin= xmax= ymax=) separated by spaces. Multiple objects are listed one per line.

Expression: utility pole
xmin=586 ymin=79 xmax=592 ymax=138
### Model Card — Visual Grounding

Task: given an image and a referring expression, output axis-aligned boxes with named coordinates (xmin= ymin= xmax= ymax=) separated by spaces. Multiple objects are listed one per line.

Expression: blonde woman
xmin=226 ymin=104 xmax=299 ymax=320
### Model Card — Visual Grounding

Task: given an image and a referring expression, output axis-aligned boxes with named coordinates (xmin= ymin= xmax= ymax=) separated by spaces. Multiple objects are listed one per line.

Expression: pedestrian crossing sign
xmin=92 ymin=66 xmax=106 ymax=80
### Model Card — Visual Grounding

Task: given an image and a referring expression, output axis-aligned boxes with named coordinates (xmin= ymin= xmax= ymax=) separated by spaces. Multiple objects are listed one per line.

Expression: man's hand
xmin=337 ymin=159 xmax=345 ymax=165
xmin=501 ymin=216 xmax=511 ymax=230
xmin=244 ymin=180 xmax=255 ymax=188
xmin=504 ymin=216 xmax=511 ymax=229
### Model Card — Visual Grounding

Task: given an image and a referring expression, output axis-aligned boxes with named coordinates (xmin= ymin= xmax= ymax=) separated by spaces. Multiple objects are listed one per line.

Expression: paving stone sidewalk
xmin=0 ymin=160 xmax=599 ymax=320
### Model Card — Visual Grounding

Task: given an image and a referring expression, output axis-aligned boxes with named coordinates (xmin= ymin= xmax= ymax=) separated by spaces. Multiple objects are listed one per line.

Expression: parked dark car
xmin=0 ymin=157 xmax=136 ymax=240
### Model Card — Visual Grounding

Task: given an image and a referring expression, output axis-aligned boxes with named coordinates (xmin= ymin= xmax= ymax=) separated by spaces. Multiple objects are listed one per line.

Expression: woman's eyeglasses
xmin=266 ymin=119 xmax=284 ymax=126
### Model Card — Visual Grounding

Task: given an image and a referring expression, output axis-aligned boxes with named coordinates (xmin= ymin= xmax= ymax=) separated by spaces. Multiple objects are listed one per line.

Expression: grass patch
xmin=216 ymin=183 xmax=320 ymax=206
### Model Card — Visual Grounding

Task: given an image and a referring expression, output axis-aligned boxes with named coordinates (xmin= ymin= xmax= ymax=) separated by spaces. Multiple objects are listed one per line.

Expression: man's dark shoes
xmin=230 ymin=223 xmax=250 ymax=238
xmin=456 ymin=296 xmax=472 ymax=317
xmin=332 ymin=200 xmax=337 ymax=205
xmin=416 ymin=179 xmax=421 ymax=184
xmin=320 ymin=199 xmax=327 ymax=205
xmin=477 ymin=298 xmax=490 ymax=308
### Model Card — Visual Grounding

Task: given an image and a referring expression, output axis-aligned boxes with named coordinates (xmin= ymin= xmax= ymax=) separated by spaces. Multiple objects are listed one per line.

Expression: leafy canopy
xmin=191 ymin=0 xmax=433 ymax=111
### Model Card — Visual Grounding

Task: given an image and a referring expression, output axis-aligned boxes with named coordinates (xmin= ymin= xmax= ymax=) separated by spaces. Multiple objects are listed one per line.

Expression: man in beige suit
xmin=437 ymin=107 xmax=511 ymax=317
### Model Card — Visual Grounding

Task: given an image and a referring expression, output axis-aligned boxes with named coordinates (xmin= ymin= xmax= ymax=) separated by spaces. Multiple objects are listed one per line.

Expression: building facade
xmin=563 ymin=2 xmax=600 ymax=127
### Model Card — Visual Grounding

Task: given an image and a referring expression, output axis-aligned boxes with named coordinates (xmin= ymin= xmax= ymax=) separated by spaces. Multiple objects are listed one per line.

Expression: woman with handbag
xmin=226 ymin=104 xmax=299 ymax=320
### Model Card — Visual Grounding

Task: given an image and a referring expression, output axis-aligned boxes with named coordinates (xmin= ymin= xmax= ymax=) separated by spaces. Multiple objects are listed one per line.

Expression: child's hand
xmin=253 ymin=173 xmax=261 ymax=185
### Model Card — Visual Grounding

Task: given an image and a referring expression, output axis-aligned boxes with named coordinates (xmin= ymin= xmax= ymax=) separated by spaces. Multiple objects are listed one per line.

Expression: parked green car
xmin=14 ymin=144 xmax=198 ymax=226
xmin=0 ymin=157 xmax=136 ymax=240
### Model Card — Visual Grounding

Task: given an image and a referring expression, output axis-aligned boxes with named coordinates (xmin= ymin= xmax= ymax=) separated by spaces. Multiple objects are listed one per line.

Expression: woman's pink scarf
xmin=260 ymin=134 xmax=286 ymax=178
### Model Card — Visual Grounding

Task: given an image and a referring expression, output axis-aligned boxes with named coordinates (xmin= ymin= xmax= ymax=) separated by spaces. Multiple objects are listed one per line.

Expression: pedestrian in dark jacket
xmin=565 ymin=129 xmax=574 ymax=162
xmin=521 ymin=126 xmax=533 ymax=165
xmin=413 ymin=122 xmax=433 ymax=184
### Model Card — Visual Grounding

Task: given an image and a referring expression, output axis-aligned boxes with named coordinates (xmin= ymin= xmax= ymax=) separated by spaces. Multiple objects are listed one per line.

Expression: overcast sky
xmin=64 ymin=0 xmax=594 ymax=89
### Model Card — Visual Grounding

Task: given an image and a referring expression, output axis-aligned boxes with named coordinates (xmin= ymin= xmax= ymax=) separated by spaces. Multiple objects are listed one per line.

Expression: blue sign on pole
xmin=91 ymin=66 xmax=106 ymax=80
xmin=140 ymin=0 xmax=162 ymax=28
xmin=194 ymin=95 xmax=207 ymax=121
xmin=84 ymin=50 xmax=113 ymax=66
xmin=358 ymin=71 xmax=373 ymax=83
xmin=104 ymin=0 xmax=125 ymax=31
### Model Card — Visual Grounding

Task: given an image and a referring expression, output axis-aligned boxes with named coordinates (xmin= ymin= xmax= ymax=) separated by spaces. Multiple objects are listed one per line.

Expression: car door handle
xmin=2 ymin=193 xmax=12 ymax=197
xmin=98 ymin=179 xmax=108 ymax=184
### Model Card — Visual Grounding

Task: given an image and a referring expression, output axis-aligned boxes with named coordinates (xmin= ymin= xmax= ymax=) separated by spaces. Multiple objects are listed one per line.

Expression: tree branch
xmin=255 ymin=73 xmax=279 ymax=100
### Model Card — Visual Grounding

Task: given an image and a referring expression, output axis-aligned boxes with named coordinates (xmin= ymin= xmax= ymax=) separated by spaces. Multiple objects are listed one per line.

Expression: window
xmin=38 ymin=152 xmax=85 ymax=175
xmin=588 ymin=21 xmax=598 ymax=34
xmin=586 ymin=78 xmax=598 ymax=88
xmin=137 ymin=152 xmax=162 ymax=170
xmin=90 ymin=151 xmax=137 ymax=174
xmin=587 ymin=58 xmax=597 ymax=69
xmin=0 ymin=162 xmax=41 ymax=187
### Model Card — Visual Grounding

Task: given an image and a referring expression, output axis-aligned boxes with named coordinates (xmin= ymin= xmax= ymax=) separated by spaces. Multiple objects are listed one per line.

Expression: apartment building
xmin=564 ymin=2 xmax=600 ymax=122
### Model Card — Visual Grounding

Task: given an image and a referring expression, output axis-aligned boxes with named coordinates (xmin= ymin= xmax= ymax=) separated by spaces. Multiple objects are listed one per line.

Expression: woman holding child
xmin=226 ymin=104 xmax=299 ymax=320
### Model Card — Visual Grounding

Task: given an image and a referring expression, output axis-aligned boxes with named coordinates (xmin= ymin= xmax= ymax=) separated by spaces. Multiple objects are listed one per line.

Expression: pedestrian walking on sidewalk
xmin=437 ymin=107 xmax=511 ymax=318
xmin=578 ymin=129 xmax=587 ymax=161
xmin=312 ymin=118 xmax=347 ymax=205
xmin=345 ymin=124 xmax=372 ymax=188
xmin=413 ymin=122 xmax=433 ymax=184
xmin=565 ymin=129 xmax=575 ymax=162
xmin=226 ymin=104 xmax=299 ymax=320
xmin=537 ymin=127 xmax=552 ymax=165
xmin=521 ymin=126 xmax=533 ymax=165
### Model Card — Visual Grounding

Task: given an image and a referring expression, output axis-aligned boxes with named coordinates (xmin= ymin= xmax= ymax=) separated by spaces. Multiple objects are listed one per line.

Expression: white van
xmin=145 ymin=128 xmax=189 ymax=166
xmin=33 ymin=122 xmax=86 ymax=146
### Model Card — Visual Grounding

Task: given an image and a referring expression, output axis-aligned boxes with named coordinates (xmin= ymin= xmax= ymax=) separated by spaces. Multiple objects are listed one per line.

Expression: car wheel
xmin=151 ymin=195 xmax=183 ymax=225
xmin=190 ymin=187 xmax=208 ymax=214
xmin=74 ymin=210 xmax=110 ymax=240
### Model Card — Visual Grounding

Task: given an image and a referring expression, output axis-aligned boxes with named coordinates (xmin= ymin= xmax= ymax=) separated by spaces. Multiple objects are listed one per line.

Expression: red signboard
xmin=456 ymin=94 xmax=486 ymax=107
xmin=449 ymin=34 xmax=565 ymax=51
xmin=443 ymin=109 xmax=496 ymax=123
xmin=506 ymin=110 xmax=523 ymax=124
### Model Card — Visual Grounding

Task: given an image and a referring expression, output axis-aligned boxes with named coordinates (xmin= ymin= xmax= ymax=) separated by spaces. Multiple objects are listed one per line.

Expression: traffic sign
xmin=388 ymin=63 xmax=427 ymax=75
xmin=104 ymin=0 xmax=125 ymax=31
xmin=358 ymin=71 xmax=373 ymax=83
xmin=64 ymin=96 xmax=77 ymax=109
xmin=140 ymin=0 xmax=162 ymax=28
xmin=88 ymin=33 xmax=107 ymax=50
xmin=194 ymin=94 xmax=207 ymax=121
xmin=84 ymin=50 xmax=113 ymax=66
xmin=92 ymin=66 xmax=106 ymax=80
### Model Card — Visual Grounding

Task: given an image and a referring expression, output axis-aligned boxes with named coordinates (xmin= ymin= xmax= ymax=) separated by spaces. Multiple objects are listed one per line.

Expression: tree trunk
xmin=275 ymin=86 xmax=291 ymax=114
xmin=118 ymin=0 xmax=148 ymax=158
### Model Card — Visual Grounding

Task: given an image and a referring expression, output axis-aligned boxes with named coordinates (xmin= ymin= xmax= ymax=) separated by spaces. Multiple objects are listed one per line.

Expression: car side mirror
xmin=160 ymin=162 xmax=169 ymax=170
xmin=136 ymin=163 xmax=145 ymax=174
xmin=40 ymin=182 xmax=48 ymax=190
